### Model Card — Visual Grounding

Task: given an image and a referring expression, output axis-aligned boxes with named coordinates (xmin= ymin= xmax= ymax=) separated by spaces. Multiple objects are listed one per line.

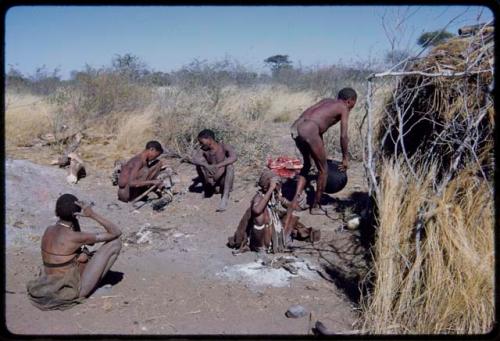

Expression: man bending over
xmin=191 ymin=129 xmax=237 ymax=212
xmin=27 ymin=194 xmax=122 ymax=310
xmin=288 ymin=87 xmax=357 ymax=215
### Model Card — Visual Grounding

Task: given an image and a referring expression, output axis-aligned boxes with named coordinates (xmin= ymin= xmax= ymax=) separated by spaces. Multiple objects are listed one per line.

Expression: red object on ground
xmin=267 ymin=156 xmax=303 ymax=178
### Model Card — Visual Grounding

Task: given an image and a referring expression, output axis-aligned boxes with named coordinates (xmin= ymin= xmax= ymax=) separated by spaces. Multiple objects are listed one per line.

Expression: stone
xmin=285 ymin=304 xmax=307 ymax=318
xmin=346 ymin=216 xmax=361 ymax=230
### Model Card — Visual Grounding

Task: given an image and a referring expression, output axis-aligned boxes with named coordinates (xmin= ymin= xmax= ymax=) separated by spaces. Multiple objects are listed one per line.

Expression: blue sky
xmin=5 ymin=5 xmax=493 ymax=78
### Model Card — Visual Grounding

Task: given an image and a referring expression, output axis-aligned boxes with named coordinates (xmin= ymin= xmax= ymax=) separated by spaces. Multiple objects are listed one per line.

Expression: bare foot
xmin=216 ymin=197 xmax=228 ymax=212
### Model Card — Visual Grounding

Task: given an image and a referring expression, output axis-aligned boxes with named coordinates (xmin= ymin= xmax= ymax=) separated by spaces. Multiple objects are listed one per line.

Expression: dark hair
xmin=197 ymin=129 xmax=215 ymax=140
xmin=55 ymin=194 xmax=81 ymax=221
xmin=145 ymin=140 xmax=163 ymax=154
xmin=338 ymin=88 xmax=357 ymax=101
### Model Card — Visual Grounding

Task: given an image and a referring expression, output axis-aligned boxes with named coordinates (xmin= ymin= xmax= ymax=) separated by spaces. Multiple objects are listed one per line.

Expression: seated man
xmin=190 ymin=129 xmax=237 ymax=212
xmin=228 ymin=169 xmax=320 ymax=254
xmin=27 ymin=194 xmax=122 ymax=310
xmin=117 ymin=140 xmax=167 ymax=202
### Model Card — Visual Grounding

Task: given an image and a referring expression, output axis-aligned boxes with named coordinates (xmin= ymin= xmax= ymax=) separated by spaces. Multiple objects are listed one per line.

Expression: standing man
xmin=117 ymin=140 xmax=167 ymax=202
xmin=284 ymin=88 xmax=357 ymax=236
xmin=27 ymin=194 xmax=122 ymax=310
xmin=191 ymin=129 xmax=237 ymax=212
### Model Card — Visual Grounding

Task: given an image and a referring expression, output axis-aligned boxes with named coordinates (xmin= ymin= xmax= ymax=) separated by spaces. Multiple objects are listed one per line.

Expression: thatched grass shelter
xmin=360 ymin=23 xmax=494 ymax=334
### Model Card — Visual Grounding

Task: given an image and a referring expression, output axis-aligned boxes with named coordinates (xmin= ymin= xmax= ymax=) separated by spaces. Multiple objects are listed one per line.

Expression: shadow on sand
xmin=290 ymin=190 xmax=377 ymax=304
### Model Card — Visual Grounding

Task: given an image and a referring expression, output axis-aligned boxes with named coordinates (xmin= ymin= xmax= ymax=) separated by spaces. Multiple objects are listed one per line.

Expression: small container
xmin=324 ymin=160 xmax=348 ymax=194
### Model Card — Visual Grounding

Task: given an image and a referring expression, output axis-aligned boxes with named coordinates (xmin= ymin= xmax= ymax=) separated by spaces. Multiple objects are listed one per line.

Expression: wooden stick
xmin=130 ymin=185 xmax=158 ymax=205
xmin=369 ymin=68 xmax=490 ymax=80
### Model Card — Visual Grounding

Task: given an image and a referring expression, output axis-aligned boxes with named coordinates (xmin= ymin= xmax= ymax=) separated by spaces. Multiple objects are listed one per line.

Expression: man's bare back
xmin=291 ymin=98 xmax=347 ymax=136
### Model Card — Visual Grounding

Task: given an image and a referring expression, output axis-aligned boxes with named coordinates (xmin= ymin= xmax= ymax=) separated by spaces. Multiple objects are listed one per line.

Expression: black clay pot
xmin=324 ymin=160 xmax=348 ymax=194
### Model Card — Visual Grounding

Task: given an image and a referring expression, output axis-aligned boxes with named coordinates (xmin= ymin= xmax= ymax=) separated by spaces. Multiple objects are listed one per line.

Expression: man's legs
xmin=117 ymin=185 xmax=130 ymax=202
xmin=195 ymin=165 xmax=216 ymax=197
xmin=216 ymin=164 xmax=234 ymax=212
xmin=79 ymin=239 xmax=122 ymax=298
xmin=308 ymin=138 xmax=328 ymax=215
xmin=283 ymin=137 xmax=311 ymax=239
xmin=291 ymin=138 xmax=312 ymax=210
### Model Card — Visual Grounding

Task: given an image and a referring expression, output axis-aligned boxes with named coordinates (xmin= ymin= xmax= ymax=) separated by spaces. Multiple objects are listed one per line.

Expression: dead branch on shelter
xmin=373 ymin=22 xmax=494 ymax=184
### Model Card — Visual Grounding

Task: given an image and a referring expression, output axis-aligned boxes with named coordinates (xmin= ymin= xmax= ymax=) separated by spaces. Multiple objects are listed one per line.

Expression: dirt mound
xmin=5 ymin=159 xmax=88 ymax=247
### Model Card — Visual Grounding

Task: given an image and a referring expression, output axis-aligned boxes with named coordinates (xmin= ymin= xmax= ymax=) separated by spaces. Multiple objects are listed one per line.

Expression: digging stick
xmin=130 ymin=184 xmax=158 ymax=205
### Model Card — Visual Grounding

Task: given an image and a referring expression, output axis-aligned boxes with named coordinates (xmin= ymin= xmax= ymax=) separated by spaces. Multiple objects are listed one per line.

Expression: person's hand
xmin=74 ymin=200 xmax=95 ymax=218
xmin=269 ymin=178 xmax=278 ymax=192
xmin=339 ymin=158 xmax=349 ymax=172
xmin=206 ymin=164 xmax=219 ymax=176
xmin=77 ymin=253 xmax=89 ymax=263
xmin=154 ymin=179 xmax=165 ymax=189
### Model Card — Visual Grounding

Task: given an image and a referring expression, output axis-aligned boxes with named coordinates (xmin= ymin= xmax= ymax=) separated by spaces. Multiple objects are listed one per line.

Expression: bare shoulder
xmin=127 ymin=155 xmax=145 ymax=169
xmin=222 ymin=142 xmax=235 ymax=151
xmin=41 ymin=224 xmax=57 ymax=241
xmin=305 ymin=98 xmax=336 ymax=115
xmin=251 ymin=192 xmax=262 ymax=204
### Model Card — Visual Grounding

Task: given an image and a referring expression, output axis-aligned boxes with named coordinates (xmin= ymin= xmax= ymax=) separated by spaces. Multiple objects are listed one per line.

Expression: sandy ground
xmin=5 ymin=127 xmax=372 ymax=336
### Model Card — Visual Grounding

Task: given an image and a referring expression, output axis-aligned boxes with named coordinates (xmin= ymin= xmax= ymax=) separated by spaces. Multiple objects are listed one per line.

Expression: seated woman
xmin=27 ymin=194 xmax=122 ymax=310
xmin=227 ymin=169 xmax=320 ymax=254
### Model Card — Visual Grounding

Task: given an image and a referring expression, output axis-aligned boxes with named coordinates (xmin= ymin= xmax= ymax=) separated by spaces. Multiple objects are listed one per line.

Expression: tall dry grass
xmin=359 ymin=159 xmax=494 ymax=334
xmin=215 ymin=84 xmax=317 ymax=123
xmin=5 ymin=92 xmax=54 ymax=147
xmin=115 ymin=110 xmax=156 ymax=153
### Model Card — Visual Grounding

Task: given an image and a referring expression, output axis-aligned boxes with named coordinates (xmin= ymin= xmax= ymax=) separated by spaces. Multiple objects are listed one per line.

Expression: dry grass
xmin=115 ymin=110 xmax=155 ymax=154
xmin=360 ymin=159 xmax=494 ymax=334
xmin=5 ymin=93 xmax=54 ymax=147
xmin=214 ymin=84 xmax=317 ymax=123
xmin=5 ymin=81 xmax=367 ymax=174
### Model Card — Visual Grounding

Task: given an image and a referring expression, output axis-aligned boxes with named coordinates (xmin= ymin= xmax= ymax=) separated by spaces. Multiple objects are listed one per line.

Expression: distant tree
xmin=417 ymin=30 xmax=455 ymax=48
xmin=26 ymin=65 xmax=62 ymax=95
xmin=6 ymin=65 xmax=28 ymax=91
xmin=145 ymin=71 xmax=171 ymax=86
xmin=111 ymin=53 xmax=148 ymax=82
xmin=264 ymin=54 xmax=292 ymax=76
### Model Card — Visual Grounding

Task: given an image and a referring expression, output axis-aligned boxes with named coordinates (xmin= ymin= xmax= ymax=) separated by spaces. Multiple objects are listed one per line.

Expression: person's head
xmin=55 ymin=193 xmax=81 ymax=224
xmin=337 ymin=87 xmax=357 ymax=110
xmin=145 ymin=140 xmax=164 ymax=161
xmin=258 ymin=169 xmax=281 ymax=193
xmin=197 ymin=129 xmax=216 ymax=151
